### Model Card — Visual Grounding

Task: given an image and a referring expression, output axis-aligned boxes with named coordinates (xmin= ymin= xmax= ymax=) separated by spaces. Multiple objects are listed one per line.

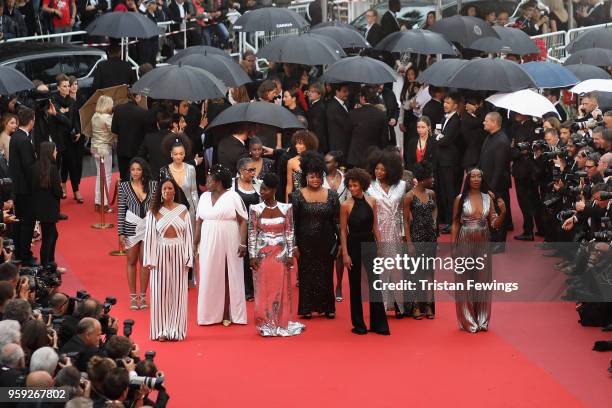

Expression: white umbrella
xmin=569 ymin=79 xmax=612 ymax=94
xmin=486 ymin=89 xmax=558 ymax=118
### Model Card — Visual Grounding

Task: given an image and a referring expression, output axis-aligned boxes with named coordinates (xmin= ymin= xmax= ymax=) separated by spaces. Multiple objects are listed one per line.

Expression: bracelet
xmin=239 ymin=244 xmax=246 ymax=248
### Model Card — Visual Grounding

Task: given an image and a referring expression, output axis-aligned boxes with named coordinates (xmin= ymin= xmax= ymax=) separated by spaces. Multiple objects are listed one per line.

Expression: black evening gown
xmin=291 ymin=189 xmax=339 ymax=315
xmin=409 ymin=191 xmax=437 ymax=314
xmin=234 ymin=179 xmax=260 ymax=299
xmin=347 ymin=196 xmax=390 ymax=334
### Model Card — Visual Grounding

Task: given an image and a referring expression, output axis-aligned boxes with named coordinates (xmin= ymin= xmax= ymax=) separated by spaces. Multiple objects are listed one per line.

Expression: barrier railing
xmin=530 ymin=31 xmax=567 ymax=62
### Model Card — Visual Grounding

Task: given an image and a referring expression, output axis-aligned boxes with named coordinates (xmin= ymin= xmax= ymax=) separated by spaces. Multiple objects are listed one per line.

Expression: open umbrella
xmin=564 ymin=48 xmax=612 ymax=66
xmin=321 ymin=56 xmax=398 ymax=84
xmin=167 ymin=45 xmax=231 ymax=64
xmin=374 ymin=30 xmax=457 ymax=55
xmin=170 ymin=54 xmax=250 ymax=87
xmin=309 ymin=26 xmax=369 ymax=49
xmin=257 ymin=33 xmax=345 ymax=65
xmin=521 ymin=62 xmax=579 ymax=88
xmin=430 ymin=15 xmax=500 ymax=49
xmin=207 ymin=101 xmax=305 ymax=130
xmin=470 ymin=26 xmax=540 ymax=55
xmin=566 ymin=27 xmax=612 ymax=53
xmin=446 ymin=58 xmax=536 ymax=92
xmin=564 ymin=64 xmax=611 ymax=81
xmin=569 ymin=79 xmax=612 ymax=94
xmin=0 ymin=66 xmax=34 ymax=95
xmin=417 ymin=59 xmax=469 ymax=86
xmin=486 ymin=89 xmax=557 ymax=118
xmin=86 ymin=11 xmax=162 ymax=38
xmin=232 ymin=7 xmax=308 ymax=32
xmin=311 ymin=21 xmax=360 ymax=32
xmin=131 ymin=64 xmax=227 ymax=101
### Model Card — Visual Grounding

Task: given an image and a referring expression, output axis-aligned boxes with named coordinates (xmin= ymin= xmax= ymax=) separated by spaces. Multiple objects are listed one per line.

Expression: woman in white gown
xmin=195 ymin=165 xmax=248 ymax=326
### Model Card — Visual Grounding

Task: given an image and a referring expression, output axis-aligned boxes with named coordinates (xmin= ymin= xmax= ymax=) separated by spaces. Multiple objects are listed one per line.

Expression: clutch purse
xmin=330 ymin=241 xmax=339 ymax=258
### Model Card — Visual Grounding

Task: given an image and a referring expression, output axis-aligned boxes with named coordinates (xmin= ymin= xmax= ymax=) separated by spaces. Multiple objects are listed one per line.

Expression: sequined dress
xmin=291 ymin=189 xmax=340 ymax=315
xmin=248 ymin=202 xmax=305 ymax=336
xmin=409 ymin=191 xmax=437 ymax=311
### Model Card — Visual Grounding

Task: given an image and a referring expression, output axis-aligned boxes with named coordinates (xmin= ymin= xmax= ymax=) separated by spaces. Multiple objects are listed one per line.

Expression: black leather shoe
xmin=58 ymin=213 xmax=68 ymax=221
xmin=514 ymin=233 xmax=534 ymax=241
xmin=351 ymin=327 xmax=367 ymax=335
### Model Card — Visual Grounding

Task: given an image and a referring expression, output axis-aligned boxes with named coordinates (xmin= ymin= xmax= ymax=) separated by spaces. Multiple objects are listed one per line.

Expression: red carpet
xmin=49 ymin=175 xmax=610 ymax=407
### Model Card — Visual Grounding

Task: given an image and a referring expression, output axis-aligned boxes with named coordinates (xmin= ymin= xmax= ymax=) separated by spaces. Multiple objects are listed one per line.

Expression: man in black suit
xmin=480 ymin=112 xmax=512 ymax=251
xmin=347 ymin=86 xmax=388 ymax=169
xmin=422 ymin=86 xmax=445 ymax=130
xmin=435 ymin=94 xmax=462 ymax=232
xmin=379 ymin=83 xmax=399 ymax=146
xmin=137 ymin=109 xmax=173 ymax=180
xmin=9 ymin=108 xmax=37 ymax=265
xmin=543 ymin=89 xmax=567 ymax=122
xmin=60 ymin=317 xmax=104 ymax=372
xmin=380 ymin=0 xmax=401 ymax=39
xmin=91 ymin=42 xmax=136 ymax=92
xmin=168 ymin=0 xmax=200 ymax=49
xmin=112 ymin=93 xmax=149 ymax=181
xmin=216 ymin=124 xmax=250 ymax=174
xmin=0 ymin=343 xmax=26 ymax=387
xmin=307 ymin=82 xmax=328 ymax=154
xmin=364 ymin=9 xmax=383 ymax=47
xmin=325 ymin=84 xmax=351 ymax=158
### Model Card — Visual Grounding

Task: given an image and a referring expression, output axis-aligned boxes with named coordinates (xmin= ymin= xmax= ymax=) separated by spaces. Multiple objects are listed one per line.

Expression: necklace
xmin=171 ymin=163 xmax=185 ymax=172
xmin=264 ymin=201 xmax=278 ymax=209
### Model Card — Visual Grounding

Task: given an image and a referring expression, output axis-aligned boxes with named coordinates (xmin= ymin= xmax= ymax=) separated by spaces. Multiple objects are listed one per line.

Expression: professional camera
xmin=572 ymin=118 xmax=603 ymax=132
xmin=558 ymin=209 xmax=576 ymax=221
xmin=129 ymin=375 xmax=165 ymax=390
xmin=19 ymin=264 xmax=62 ymax=301
xmin=15 ymin=90 xmax=52 ymax=112
xmin=517 ymin=141 xmax=532 ymax=151
xmin=144 ymin=351 xmax=156 ymax=361
xmin=123 ymin=319 xmax=135 ymax=338
xmin=99 ymin=296 xmax=117 ymax=336
xmin=65 ymin=290 xmax=91 ymax=316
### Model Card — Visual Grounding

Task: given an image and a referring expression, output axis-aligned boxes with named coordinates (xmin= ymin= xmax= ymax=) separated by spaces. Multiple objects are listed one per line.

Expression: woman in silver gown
xmin=248 ymin=174 xmax=305 ymax=337
xmin=451 ymin=168 xmax=505 ymax=333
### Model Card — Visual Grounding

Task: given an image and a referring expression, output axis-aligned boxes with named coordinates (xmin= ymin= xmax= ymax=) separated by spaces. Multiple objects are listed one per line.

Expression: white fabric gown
xmin=197 ymin=190 xmax=248 ymax=325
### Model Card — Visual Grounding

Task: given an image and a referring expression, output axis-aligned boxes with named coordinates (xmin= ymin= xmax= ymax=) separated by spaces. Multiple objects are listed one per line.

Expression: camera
xmin=99 ymin=296 xmax=117 ymax=335
xmin=129 ymin=375 xmax=165 ymax=390
xmin=145 ymin=351 xmax=156 ymax=361
xmin=517 ymin=141 xmax=531 ymax=151
xmin=558 ymin=209 xmax=576 ymax=221
xmin=0 ymin=177 xmax=12 ymax=198
xmin=103 ymin=296 xmax=117 ymax=314
xmin=593 ymin=230 xmax=612 ymax=241
xmin=19 ymin=264 xmax=62 ymax=301
xmin=123 ymin=319 xmax=135 ymax=338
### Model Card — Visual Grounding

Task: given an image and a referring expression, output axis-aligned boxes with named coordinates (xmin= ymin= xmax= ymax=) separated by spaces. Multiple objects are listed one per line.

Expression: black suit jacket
xmin=60 ymin=335 xmax=101 ymax=372
xmin=510 ymin=119 xmax=538 ymax=180
xmin=436 ymin=113 xmax=461 ymax=167
xmin=307 ymin=0 xmax=322 ymax=26
xmin=554 ymin=102 xmax=567 ymax=123
xmin=9 ymin=129 xmax=36 ymax=195
xmin=461 ymin=111 xmax=487 ymax=169
xmin=326 ymin=98 xmax=351 ymax=155
xmin=112 ymin=101 xmax=149 ymax=159
xmin=405 ymin=136 xmax=437 ymax=172
xmin=137 ymin=130 xmax=172 ymax=179
xmin=217 ymin=135 xmax=248 ymax=174
xmin=307 ymin=99 xmax=328 ymax=154
xmin=92 ymin=58 xmax=136 ymax=92
xmin=422 ymin=99 xmax=444 ymax=130
xmin=31 ymin=162 xmax=62 ymax=223
xmin=480 ymin=129 xmax=512 ymax=192
xmin=380 ymin=11 xmax=400 ymax=39
xmin=347 ymin=104 xmax=388 ymax=168
xmin=365 ymin=23 xmax=384 ymax=47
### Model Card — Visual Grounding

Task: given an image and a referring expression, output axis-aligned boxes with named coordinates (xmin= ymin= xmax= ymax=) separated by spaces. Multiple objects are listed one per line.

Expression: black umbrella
xmin=321 ymin=56 xmax=397 ymax=84
xmin=566 ymin=27 xmax=612 ymax=53
xmin=310 ymin=26 xmax=369 ymax=49
xmin=86 ymin=11 xmax=162 ymax=38
xmin=0 ymin=66 xmax=34 ymax=95
xmin=257 ymin=33 xmax=345 ymax=65
xmin=375 ymin=29 xmax=457 ymax=55
xmin=232 ymin=7 xmax=308 ymax=32
xmin=564 ymin=48 xmax=612 ymax=67
xmin=311 ymin=21 xmax=360 ymax=32
xmin=207 ymin=102 xmax=305 ymax=130
xmin=167 ymin=45 xmax=231 ymax=64
xmin=170 ymin=54 xmax=251 ymax=87
xmin=446 ymin=58 xmax=536 ymax=92
xmin=131 ymin=64 xmax=227 ymax=101
xmin=416 ymin=59 xmax=469 ymax=87
xmin=564 ymin=64 xmax=611 ymax=81
xmin=470 ymin=26 xmax=540 ymax=55
xmin=430 ymin=15 xmax=500 ymax=49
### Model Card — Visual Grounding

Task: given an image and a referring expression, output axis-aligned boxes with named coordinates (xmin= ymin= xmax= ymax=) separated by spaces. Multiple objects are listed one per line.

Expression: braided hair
xmin=208 ymin=164 xmax=233 ymax=189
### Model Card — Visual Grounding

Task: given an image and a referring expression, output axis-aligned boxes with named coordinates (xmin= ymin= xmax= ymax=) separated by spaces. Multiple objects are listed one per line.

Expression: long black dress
xmin=234 ymin=179 xmax=260 ymax=300
xmin=409 ymin=191 xmax=437 ymax=314
xmin=347 ymin=196 xmax=390 ymax=334
xmin=291 ymin=188 xmax=339 ymax=316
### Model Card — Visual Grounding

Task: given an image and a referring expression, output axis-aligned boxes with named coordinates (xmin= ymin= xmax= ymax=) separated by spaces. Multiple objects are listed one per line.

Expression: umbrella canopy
xmin=374 ymin=30 xmax=457 ymax=55
xmin=321 ymin=56 xmax=398 ymax=84
xmin=430 ymin=15 xmax=500 ymax=49
xmin=564 ymin=48 xmax=612 ymax=66
xmin=417 ymin=58 xmax=469 ymax=86
xmin=85 ymin=11 xmax=162 ymax=38
xmin=167 ymin=45 xmax=231 ymax=64
xmin=79 ymin=85 xmax=147 ymax=137
xmin=570 ymin=79 xmax=612 ymax=94
xmin=470 ymin=26 xmax=540 ymax=55
xmin=564 ymin=64 xmax=611 ymax=81
xmin=232 ymin=7 xmax=308 ymax=32
xmin=521 ymin=62 xmax=579 ymax=88
xmin=170 ymin=54 xmax=250 ymax=87
xmin=0 ymin=66 xmax=34 ymax=95
xmin=486 ymin=89 xmax=557 ymax=118
xmin=446 ymin=58 xmax=536 ymax=92
xmin=131 ymin=65 xmax=227 ymax=101
xmin=566 ymin=27 xmax=612 ymax=53
xmin=311 ymin=21 xmax=360 ymax=31
xmin=309 ymin=26 xmax=369 ymax=49
xmin=257 ymin=33 xmax=345 ymax=65
xmin=207 ymin=101 xmax=305 ymax=130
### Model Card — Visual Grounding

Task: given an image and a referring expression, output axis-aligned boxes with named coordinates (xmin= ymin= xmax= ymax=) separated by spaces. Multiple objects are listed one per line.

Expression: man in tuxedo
xmin=325 ymin=84 xmax=351 ymax=158
xmin=380 ymin=0 xmax=401 ymax=39
xmin=543 ymin=89 xmax=567 ymax=122
xmin=435 ymin=94 xmax=462 ymax=233
xmin=379 ymin=83 xmax=399 ymax=146
xmin=347 ymin=86 xmax=388 ymax=169
xmin=480 ymin=112 xmax=512 ymax=251
xmin=307 ymin=82 xmax=328 ymax=154
xmin=137 ymin=109 xmax=173 ymax=180
xmin=422 ymin=86 xmax=445 ymax=130
xmin=364 ymin=9 xmax=383 ymax=47
xmin=9 ymin=108 xmax=37 ymax=265
xmin=216 ymin=124 xmax=250 ymax=174
xmin=112 ymin=92 xmax=149 ymax=181
xmin=91 ymin=42 xmax=136 ymax=92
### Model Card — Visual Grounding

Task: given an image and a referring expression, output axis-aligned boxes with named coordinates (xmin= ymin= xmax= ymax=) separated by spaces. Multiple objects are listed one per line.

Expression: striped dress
xmin=117 ymin=180 xmax=158 ymax=249
xmin=143 ymin=204 xmax=194 ymax=341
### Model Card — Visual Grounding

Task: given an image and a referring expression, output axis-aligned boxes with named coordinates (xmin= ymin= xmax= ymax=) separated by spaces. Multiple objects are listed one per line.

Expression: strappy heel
xmin=129 ymin=294 xmax=139 ymax=310
xmin=139 ymin=293 xmax=148 ymax=310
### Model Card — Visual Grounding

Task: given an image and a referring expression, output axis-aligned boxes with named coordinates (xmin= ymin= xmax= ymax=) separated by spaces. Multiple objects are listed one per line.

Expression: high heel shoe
xmin=139 ymin=293 xmax=148 ymax=310
xmin=425 ymin=306 xmax=434 ymax=320
xmin=222 ymin=320 xmax=232 ymax=326
xmin=324 ymin=312 xmax=335 ymax=319
xmin=74 ymin=192 xmax=84 ymax=204
xmin=129 ymin=294 xmax=139 ymax=310
xmin=413 ymin=307 xmax=424 ymax=320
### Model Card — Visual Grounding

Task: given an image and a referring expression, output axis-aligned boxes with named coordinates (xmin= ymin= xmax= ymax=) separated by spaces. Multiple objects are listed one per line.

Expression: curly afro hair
xmin=344 ymin=168 xmax=372 ymax=191
xmin=299 ymin=150 xmax=326 ymax=188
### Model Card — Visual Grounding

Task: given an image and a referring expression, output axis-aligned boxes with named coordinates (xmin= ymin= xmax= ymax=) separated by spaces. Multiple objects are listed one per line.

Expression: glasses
xmin=243 ymin=168 xmax=256 ymax=173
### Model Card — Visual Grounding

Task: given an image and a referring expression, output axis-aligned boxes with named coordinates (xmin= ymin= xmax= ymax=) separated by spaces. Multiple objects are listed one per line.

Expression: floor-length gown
xmin=143 ymin=205 xmax=193 ymax=340
xmin=248 ymin=202 xmax=305 ymax=336
xmin=233 ymin=179 xmax=260 ymax=300
xmin=291 ymin=189 xmax=339 ymax=316
xmin=409 ymin=191 xmax=437 ymax=314
xmin=454 ymin=193 xmax=494 ymax=333
xmin=197 ymin=190 xmax=248 ymax=325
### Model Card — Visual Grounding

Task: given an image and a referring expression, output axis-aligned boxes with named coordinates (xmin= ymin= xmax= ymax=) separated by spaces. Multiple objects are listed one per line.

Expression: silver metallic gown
xmin=248 ymin=202 xmax=305 ymax=337
xmin=454 ymin=193 xmax=495 ymax=333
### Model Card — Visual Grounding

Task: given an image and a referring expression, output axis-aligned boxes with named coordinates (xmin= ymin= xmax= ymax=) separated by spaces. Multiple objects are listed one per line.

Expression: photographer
xmin=0 ymin=342 xmax=26 ymax=387
xmin=135 ymin=358 xmax=169 ymax=408
xmin=592 ymin=127 xmax=611 ymax=154
xmin=572 ymin=93 xmax=602 ymax=135
xmin=60 ymin=317 xmax=104 ymax=372
xmin=0 ymin=262 xmax=29 ymax=301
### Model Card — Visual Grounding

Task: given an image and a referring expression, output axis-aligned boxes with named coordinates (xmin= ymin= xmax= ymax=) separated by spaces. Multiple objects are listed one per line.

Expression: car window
xmin=26 ymin=56 xmax=67 ymax=84
xmin=4 ymin=61 xmax=29 ymax=78
xmin=65 ymin=54 xmax=103 ymax=79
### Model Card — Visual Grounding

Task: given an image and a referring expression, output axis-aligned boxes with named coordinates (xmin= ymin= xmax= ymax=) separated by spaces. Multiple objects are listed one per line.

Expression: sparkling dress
xmin=454 ymin=193 xmax=495 ymax=333
xmin=409 ymin=190 xmax=437 ymax=313
xmin=291 ymin=188 xmax=340 ymax=315
xmin=248 ymin=202 xmax=305 ymax=336
xmin=367 ymin=179 xmax=407 ymax=313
